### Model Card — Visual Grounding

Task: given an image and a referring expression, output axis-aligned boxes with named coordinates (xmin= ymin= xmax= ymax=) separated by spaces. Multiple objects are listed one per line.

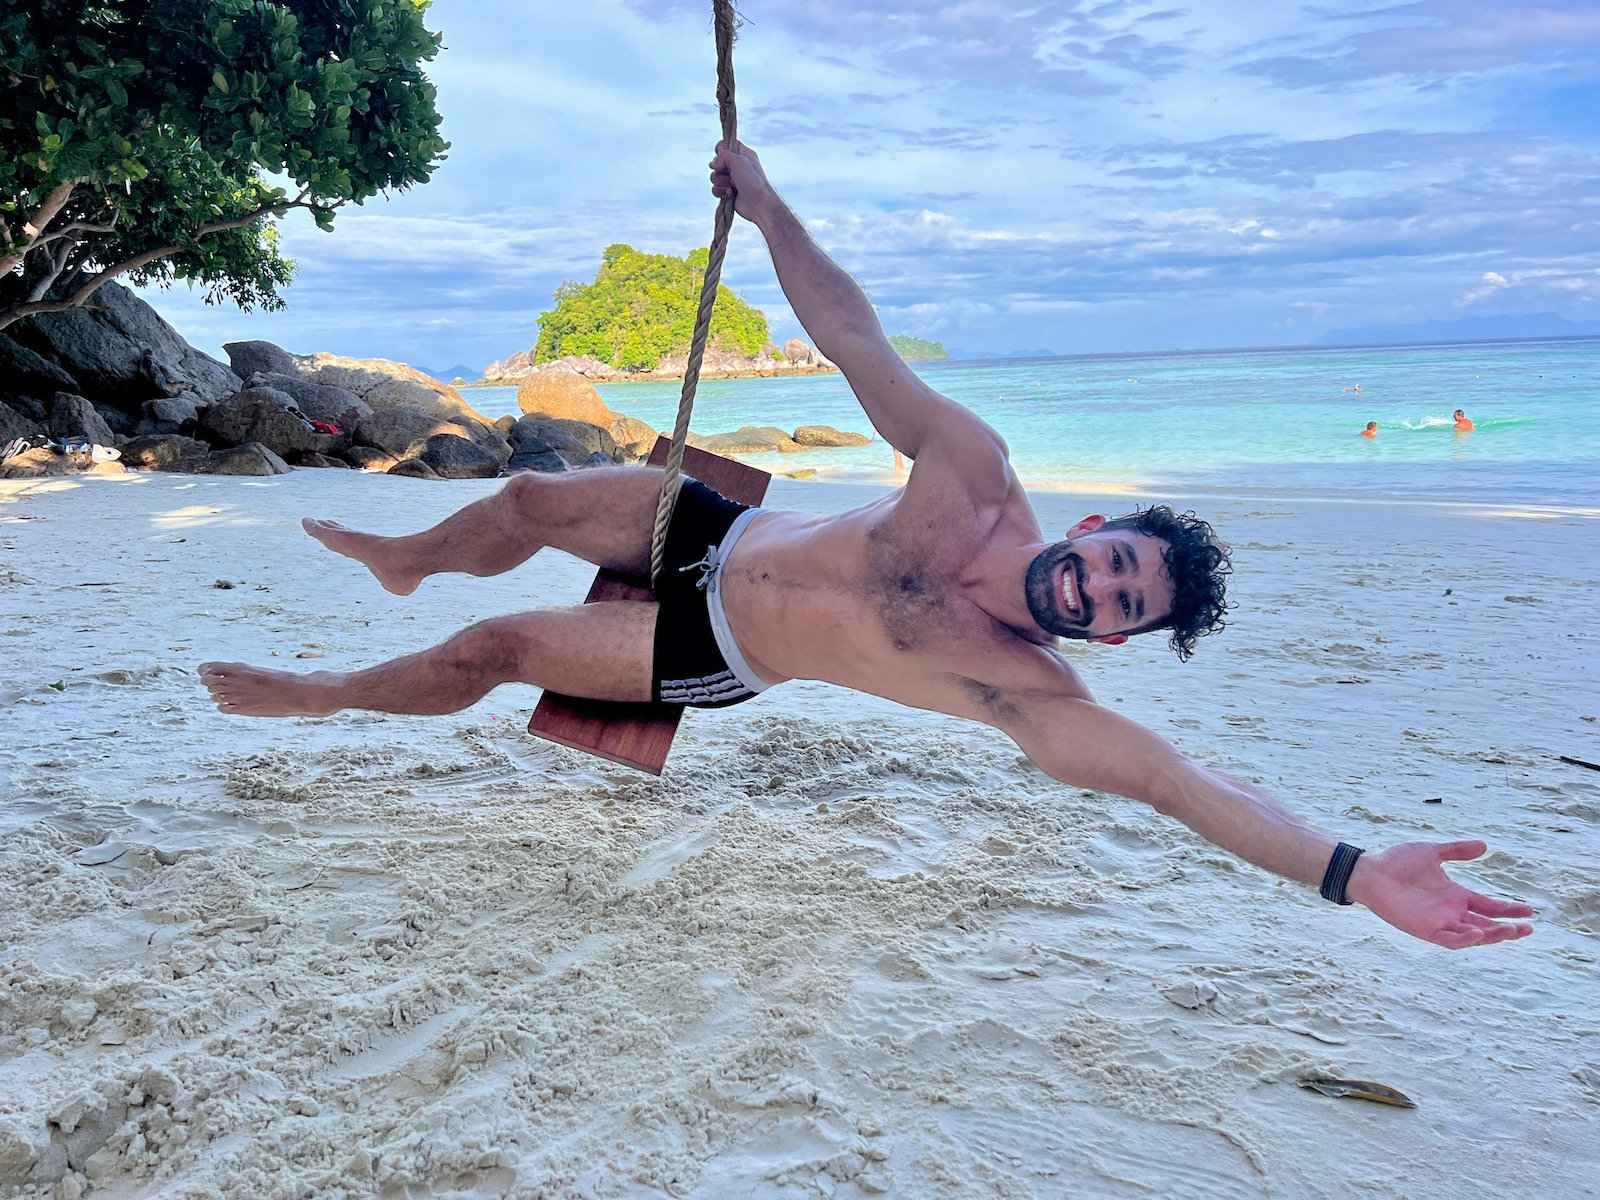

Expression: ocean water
xmin=467 ymin=338 xmax=1600 ymax=510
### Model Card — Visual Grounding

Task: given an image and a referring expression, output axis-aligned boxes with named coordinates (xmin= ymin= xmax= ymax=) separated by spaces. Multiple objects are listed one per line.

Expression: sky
xmin=141 ymin=0 xmax=1600 ymax=372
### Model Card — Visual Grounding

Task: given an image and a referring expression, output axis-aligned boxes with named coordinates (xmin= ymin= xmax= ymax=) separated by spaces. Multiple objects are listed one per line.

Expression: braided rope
xmin=649 ymin=0 xmax=740 ymax=587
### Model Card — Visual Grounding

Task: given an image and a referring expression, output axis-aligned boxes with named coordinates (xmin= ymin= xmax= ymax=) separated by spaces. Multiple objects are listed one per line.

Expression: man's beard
xmin=1025 ymin=543 xmax=1090 ymax=639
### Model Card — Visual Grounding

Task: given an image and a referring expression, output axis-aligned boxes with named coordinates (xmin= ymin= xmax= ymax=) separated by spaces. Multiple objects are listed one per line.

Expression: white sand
xmin=1 ymin=468 xmax=1597 ymax=1199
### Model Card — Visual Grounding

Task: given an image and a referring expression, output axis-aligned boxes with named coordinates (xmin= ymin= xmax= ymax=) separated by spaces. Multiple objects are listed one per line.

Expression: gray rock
xmin=792 ymin=424 xmax=871 ymax=448
xmin=0 ymin=1117 xmax=39 ymax=1190
xmin=506 ymin=447 xmax=569 ymax=474
xmin=1 ymin=393 xmax=49 ymax=423
xmin=200 ymin=388 xmax=328 ymax=458
xmin=295 ymin=451 xmax=350 ymax=469
xmin=387 ymin=458 xmax=441 ymax=479
xmin=119 ymin=435 xmax=210 ymax=472
xmin=343 ymin=446 xmax=400 ymax=472
xmin=691 ymin=424 xmax=803 ymax=454
xmin=0 ymin=332 xmax=81 ymax=394
xmin=12 ymin=283 xmax=239 ymax=405
xmin=223 ymin=340 xmax=298 ymax=379
xmin=136 ymin=392 xmax=205 ymax=435
xmin=408 ymin=433 xmax=503 ymax=479
xmin=47 ymin=393 xmax=117 ymax=445
xmin=0 ymin=401 xmax=44 ymax=444
xmin=202 ymin=442 xmax=291 ymax=476
xmin=493 ymin=414 xmax=517 ymax=435
xmin=510 ymin=415 xmax=619 ymax=465
xmin=243 ymin=371 xmax=370 ymax=427
xmin=49 ymin=1090 xmax=126 ymax=1173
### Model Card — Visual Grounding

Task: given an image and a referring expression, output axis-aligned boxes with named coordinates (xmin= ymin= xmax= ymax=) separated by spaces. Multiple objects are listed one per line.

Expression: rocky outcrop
xmin=0 ymin=401 xmax=43 ymax=444
xmin=137 ymin=393 xmax=205 ymax=436
xmin=297 ymin=451 xmax=350 ymax=469
xmin=783 ymin=338 xmax=809 ymax=364
xmin=239 ymin=371 xmax=370 ymax=428
xmin=792 ymin=425 xmax=871 ymax=447
xmin=608 ymin=414 xmax=659 ymax=459
xmin=408 ymin=433 xmax=503 ymax=480
xmin=505 ymin=446 xmax=567 ymax=474
xmin=198 ymin=388 xmax=332 ymax=459
xmin=691 ymin=425 xmax=803 ymax=454
xmin=483 ymin=344 xmax=837 ymax=386
xmin=387 ymin=459 xmax=441 ymax=480
xmin=344 ymin=446 xmax=400 ymax=472
xmin=7 ymin=283 xmax=240 ymax=426
xmin=515 ymin=370 xmax=615 ymax=425
xmin=46 ymin=393 xmax=117 ymax=445
xmin=353 ymin=404 xmax=510 ymax=465
xmin=119 ymin=435 xmax=210 ymax=472
xmin=201 ymin=442 xmax=290 ymax=476
xmin=508 ymin=415 xmax=620 ymax=470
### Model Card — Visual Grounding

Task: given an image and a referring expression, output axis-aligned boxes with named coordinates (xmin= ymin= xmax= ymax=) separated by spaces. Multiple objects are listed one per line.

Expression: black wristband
xmin=1319 ymin=843 xmax=1365 ymax=906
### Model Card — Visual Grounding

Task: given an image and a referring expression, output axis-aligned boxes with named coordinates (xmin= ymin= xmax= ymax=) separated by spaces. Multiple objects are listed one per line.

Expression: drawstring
xmin=678 ymin=544 xmax=722 ymax=591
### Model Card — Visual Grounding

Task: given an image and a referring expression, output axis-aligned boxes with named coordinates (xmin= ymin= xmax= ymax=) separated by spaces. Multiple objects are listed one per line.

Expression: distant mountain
xmin=417 ymin=363 xmax=481 ymax=382
xmin=1319 ymin=312 xmax=1600 ymax=348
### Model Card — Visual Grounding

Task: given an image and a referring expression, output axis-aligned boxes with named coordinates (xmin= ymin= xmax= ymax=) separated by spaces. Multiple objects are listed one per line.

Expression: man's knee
xmin=444 ymin=616 xmax=530 ymax=679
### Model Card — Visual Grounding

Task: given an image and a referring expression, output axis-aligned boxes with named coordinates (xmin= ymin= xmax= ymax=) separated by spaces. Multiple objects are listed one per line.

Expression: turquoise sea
xmin=469 ymin=337 xmax=1600 ymax=511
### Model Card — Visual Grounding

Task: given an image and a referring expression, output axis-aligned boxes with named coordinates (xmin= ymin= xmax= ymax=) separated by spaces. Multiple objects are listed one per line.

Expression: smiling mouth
xmin=1057 ymin=558 xmax=1086 ymax=624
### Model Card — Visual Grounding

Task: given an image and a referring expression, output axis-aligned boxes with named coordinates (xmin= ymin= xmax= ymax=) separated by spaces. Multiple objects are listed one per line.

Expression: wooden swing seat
xmin=525 ymin=436 xmax=771 ymax=775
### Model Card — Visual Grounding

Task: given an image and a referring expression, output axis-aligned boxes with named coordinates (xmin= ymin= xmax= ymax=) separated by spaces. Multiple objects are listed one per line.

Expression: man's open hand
xmin=710 ymin=140 xmax=777 ymax=223
xmin=1349 ymin=840 xmax=1535 ymax=949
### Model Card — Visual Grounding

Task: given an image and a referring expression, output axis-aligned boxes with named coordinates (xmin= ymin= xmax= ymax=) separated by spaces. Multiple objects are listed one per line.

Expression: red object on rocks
xmin=310 ymin=420 xmax=342 ymax=436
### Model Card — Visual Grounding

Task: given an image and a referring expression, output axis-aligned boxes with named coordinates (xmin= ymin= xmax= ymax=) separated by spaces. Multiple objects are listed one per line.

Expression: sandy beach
xmin=2 ymin=468 xmax=1597 ymax=1199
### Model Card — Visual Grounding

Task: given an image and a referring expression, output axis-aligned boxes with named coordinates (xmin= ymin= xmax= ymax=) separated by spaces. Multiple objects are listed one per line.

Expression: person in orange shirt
xmin=1453 ymin=409 xmax=1474 ymax=432
xmin=1360 ymin=421 xmax=1378 ymax=439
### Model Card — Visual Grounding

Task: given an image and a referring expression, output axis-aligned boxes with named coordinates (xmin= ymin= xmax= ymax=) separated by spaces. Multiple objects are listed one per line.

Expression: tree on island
xmin=887 ymin=334 xmax=948 ymax=360
xmin=535 ymin=243 xmax=770 ymax=371
xmin=0 ymin=1 xmax=449 ymax=334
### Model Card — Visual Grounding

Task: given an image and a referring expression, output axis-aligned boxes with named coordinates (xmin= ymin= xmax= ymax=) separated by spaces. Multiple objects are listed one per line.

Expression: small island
xmin=887 ymin=335 xmax=949 ymax=361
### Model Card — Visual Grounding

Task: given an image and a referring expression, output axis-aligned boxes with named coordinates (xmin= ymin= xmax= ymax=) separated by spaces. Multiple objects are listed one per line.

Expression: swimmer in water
xmin=1361 ymin=421 xmax=1378 ymax=439
xmin=1454 ymin=408 xmax=1474 ymax=432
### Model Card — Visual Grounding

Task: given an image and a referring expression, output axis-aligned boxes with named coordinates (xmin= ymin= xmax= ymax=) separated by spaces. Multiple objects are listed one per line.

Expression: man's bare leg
xmin=303 ymin=467 xmax=665 ymax=595
xmin=199 ymin=601 xmax=656 ymax=717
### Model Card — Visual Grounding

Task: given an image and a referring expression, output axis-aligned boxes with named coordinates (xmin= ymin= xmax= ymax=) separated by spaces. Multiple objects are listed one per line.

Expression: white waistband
xmin=702 ymin=507 xmax=775 ymax=694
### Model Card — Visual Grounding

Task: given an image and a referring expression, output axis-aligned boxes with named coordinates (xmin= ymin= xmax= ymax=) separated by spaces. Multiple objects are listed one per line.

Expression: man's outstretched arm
xmin=711 ymin=141 xmax=994 ymax=461
xmin=989 ymin=692 xmax=1535 ymax=949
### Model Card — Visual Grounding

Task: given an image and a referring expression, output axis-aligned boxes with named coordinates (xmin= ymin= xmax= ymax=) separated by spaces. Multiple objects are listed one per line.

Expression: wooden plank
xmin=527 ymin=438 xmax=772 ymax=774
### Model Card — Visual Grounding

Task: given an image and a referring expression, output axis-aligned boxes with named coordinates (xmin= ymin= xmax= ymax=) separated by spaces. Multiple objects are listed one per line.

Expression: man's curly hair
xmin=1101 ymin=506 xmax=1232 ymax=661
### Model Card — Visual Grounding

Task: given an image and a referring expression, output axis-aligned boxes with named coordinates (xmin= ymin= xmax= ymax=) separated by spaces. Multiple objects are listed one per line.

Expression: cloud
xmin=1460 ymin=267 xmax=1600 ymax=306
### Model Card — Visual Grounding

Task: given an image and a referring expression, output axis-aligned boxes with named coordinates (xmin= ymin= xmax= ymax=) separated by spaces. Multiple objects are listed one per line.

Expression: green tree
xmin=0 ymin=0 xmax=449 ymax=333
xmin=535 ymin=243 xmax=770 ymax=371
xmin=888 ymin=334 xmax=948 ymax=360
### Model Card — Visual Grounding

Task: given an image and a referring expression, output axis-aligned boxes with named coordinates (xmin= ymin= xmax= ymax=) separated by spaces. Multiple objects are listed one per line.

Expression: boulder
xmin=0 ymin=333 xmax=80 ymax=395
xmin=242 ymin=371 xmax=370 ymax=427
xmin=1 ymin=393 xmax=49 ymax=423
xmin=407 ymin=433 xmax=503 ymax=480
xmin=47 ymin=393 xmax=117 ymax=445
xmin=690 ymin=425 xmax=803 ymax=454
xmin=10 ymin=282 xmax=240 ymax=406
xmin=295 ymin=451 xmax=350 ymax=469
xmin=199 ymin=388 xmax=330 ymax=458
xmin=783 ymin=338 xmax=810 ymax=364
xmin=343 ymin=446 xmax=401 ymax=472
xmin=354 ymin=404 xmax=483 ymax=458
xmin=387 ymin=458 xmax=441 ymax=480
xmin=137 ymin=392 xmax=205 ymax=436
xmin=0 ymin=447 xmax=69 ymax=479
xmin=506 ymin=446 xmax=568 ymax=474
xmin=0 ymin=401 xmax=44 ymax=444
xmin=515 ymin=370 xmax=614 ymax=425
xmin=493 ymin=414 xmax=517 ymax=435
xmin=792 ymin=424 xmax=871 ymax=448
xmin=223 ymin=341 xmax=298 ymax=379
xmin=119 ymin=434 xmax=210 ymax=472
xmin=510 ymin=415 xmax=619 ymax=465
xmin=201 ymin=442 xmax=291 ymax=476
xmin=608 ymin=415 xmax=660 ymax=460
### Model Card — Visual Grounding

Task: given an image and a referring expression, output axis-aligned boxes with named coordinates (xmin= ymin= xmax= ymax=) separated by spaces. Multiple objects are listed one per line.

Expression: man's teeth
xmin=1062 ymin=567 xmax=1078 ymax=614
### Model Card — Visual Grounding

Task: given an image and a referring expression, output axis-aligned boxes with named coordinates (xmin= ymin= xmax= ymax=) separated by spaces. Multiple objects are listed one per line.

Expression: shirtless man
xmin=200 ymin=141 xmax=1534 ymax=952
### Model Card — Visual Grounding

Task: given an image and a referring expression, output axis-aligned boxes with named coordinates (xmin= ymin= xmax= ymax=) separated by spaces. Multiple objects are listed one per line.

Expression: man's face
xmin=1025 ymin=518 xmax=1176 ymax=644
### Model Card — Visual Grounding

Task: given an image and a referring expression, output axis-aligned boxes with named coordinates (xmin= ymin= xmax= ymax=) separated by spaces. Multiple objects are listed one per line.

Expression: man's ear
xmin=1092 ymin=633 xmax=1128 ymax=647
xmin=1067 ymin=514 xmax=1106 ymax=538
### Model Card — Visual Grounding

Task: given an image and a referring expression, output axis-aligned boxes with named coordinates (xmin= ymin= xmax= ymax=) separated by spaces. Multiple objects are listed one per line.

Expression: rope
xmin=649 ymin=0 xmax=740 ymax=587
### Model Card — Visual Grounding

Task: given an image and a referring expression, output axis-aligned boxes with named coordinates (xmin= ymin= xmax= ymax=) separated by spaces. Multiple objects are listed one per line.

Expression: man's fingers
xmin=1462 ymin=913 xmax=1531 ymax=939
xmin=1467 ymin=892 xmax=1534 ymax=919
xmin=1436 ymin=839 xmax=1488 ymax=863
xmin=1433 ymin=926 xmax=1485 ymax=950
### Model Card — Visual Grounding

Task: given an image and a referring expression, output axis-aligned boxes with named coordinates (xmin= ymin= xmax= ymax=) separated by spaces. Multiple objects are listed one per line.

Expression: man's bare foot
xmin=199 ymin=662 xmax=342 ymax=717
xmin=302 ymin=518 xmax=422 ymax=596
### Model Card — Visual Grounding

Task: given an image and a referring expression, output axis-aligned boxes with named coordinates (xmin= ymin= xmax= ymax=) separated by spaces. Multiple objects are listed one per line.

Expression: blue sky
xmin=143 ymin=0 xmax=1600 ymax=371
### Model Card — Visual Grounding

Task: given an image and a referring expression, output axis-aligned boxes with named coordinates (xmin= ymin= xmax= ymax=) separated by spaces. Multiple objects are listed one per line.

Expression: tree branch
xmin=0 ymin=181 xmax=78 ymax=277
xmin=0 ymin=198 xmax=320 ymax=333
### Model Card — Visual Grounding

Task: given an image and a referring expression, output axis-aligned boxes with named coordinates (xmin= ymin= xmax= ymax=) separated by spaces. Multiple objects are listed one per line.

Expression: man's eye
xmin=1112 ymin=550 xmax=1122 ymax=570
xmin=1120 ymin=594 xmax=1131 ymax=617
